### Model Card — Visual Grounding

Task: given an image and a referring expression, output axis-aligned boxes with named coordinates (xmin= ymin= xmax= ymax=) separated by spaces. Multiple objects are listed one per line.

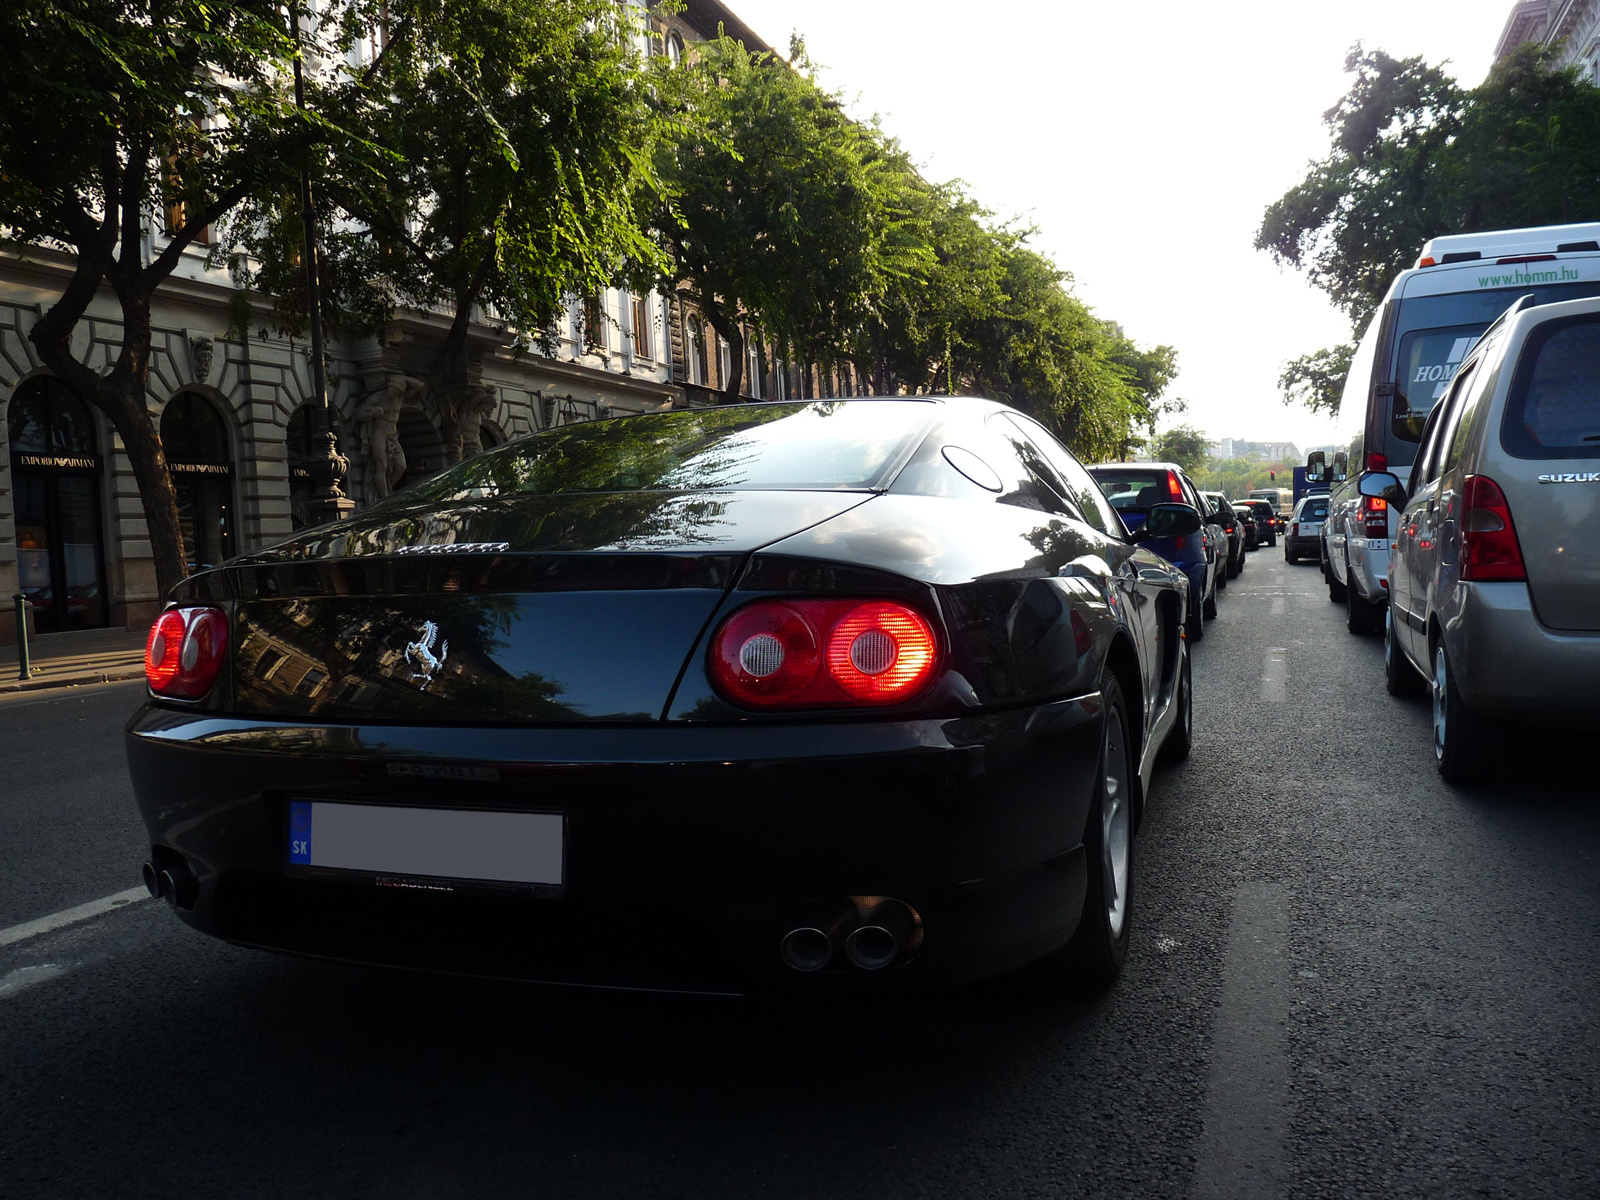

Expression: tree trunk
xmin=30 ymin=278 xmax=189 ymax=603
xmin=699 ymin=296 xmax=744 ymax=404
xmin=427 ymin=253 xmax=497 ymax=465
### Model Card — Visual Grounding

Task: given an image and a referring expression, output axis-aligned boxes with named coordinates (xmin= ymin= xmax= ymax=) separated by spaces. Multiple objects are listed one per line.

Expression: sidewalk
xmin=0 ymin=626 xmax=149 ymax=695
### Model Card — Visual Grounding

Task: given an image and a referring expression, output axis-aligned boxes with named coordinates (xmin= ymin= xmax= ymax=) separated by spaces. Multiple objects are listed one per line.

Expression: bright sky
xmin=728 ymin=0 xmax=1519 ymax=454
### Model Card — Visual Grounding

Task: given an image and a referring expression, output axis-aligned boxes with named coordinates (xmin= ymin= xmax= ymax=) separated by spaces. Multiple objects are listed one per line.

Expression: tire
xmin=1060 ymin=671 xmax=1135 ymax=984
xmin=1186 ymin=584 xmax=1204 ymax=643
xmin=1157 ymin=640 xmax=1193 ymax=764
xmin=1227 ymin=548 xmax=1240 ymax=579
xmin=1203 ymin=583 xmax=1218 ymax=619
xmin=1345 ymin=560 xmax=1380 ymax=635
xmin=1432 ymin=642 xmax=1495 ymax=784
xmin=1384 ymin=608 xmax=1425 ymax=697
xmin=1216 ymin=558 xmax=1227 ymax=591
xmin=1328 ymin=553 xmax=1347 ymax=602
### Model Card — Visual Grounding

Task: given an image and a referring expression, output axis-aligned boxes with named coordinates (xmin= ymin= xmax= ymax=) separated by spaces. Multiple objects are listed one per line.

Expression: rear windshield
xmin=1392 ymin=282 xmax=1600 ymax=441
xmin=400 ymin=401 xmax=935 ymax=500
xmin=1502 ymin=314 xmax=1600 ymax=459
xmin=1298 ymin=499 xmax=1329 ymax=519
xmin=1088 ymin=468 xmax=1180 ymax=512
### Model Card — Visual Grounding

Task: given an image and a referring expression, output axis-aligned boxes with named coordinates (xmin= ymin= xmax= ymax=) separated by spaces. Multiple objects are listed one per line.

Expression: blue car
xmin=1088 ymin=462 xmax=1217 ymax=641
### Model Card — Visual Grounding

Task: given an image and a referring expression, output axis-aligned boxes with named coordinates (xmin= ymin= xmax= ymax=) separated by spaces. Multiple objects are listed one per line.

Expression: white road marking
xmin=0 ymin=963 xmax=69 ymax=1000
xmin=1271 ymin=596 xmax=1286 ymax=615
xmin=1191 ymin=881 xmax=1291 ymax=1199
xmin=1260 ymin=649 xmax=1288 ymax=703
xmin=0 ymin=887 xmax=151 ymax=950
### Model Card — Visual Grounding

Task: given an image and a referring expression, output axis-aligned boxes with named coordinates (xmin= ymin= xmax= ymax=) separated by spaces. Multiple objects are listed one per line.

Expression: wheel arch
xmin=1101 ymin=629 xmax=1147 ymax=829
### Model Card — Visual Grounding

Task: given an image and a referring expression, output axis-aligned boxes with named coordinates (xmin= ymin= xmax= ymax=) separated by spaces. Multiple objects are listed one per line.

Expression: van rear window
xmin=1502 ymin=315 xmax=1600 ymax=459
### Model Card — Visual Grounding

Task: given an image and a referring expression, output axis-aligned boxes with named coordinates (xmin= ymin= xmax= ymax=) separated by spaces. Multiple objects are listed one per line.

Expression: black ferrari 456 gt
xmin=127 ymin=397 xmax=1198 ymax=994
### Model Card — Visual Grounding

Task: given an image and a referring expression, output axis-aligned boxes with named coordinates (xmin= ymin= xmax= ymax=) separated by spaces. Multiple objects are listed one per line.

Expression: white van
xmin=1313 ymin=222 xmax=1600 ymax=635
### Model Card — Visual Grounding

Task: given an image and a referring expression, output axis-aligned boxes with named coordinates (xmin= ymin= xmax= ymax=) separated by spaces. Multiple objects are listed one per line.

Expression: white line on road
xmin=1260 ymin=649 xmax=1288 ymax=703
xmin=0 ymin=887 xmax=151 ymax=950
xmin=1190 ymin=881 xmax=1291 ymax=1200
xmin=0 ymin=963 xmax=69 ymax=1000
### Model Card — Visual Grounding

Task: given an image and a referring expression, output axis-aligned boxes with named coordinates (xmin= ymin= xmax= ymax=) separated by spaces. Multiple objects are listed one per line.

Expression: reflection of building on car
xmin=1311 ymin=222 xmax=1600 ymax=638
xmin=1358 ymin=292 xmax=1600 ymax=783
xmin=127 ymin=398 xmax=1199 ymax=995
xmin=1087 ymin=462 xmax=1217 ymax=641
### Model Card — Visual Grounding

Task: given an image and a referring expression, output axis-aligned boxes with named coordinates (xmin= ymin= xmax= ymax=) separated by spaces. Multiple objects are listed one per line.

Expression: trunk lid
xmin=224 ymin=490 xmax=870 ymax=722
xmin=1498 ymin=462 xmax=1600 ymax=631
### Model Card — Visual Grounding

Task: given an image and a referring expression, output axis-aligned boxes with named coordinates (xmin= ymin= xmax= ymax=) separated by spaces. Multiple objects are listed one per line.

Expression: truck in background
xmin=1292 ymin=466 xmax=1331 ymax=508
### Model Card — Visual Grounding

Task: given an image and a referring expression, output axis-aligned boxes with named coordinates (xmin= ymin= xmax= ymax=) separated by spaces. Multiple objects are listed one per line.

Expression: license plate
xmin=287 ymin=800 xmax=563 ymax=889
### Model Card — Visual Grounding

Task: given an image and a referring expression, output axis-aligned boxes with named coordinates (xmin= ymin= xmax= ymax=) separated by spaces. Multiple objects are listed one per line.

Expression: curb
xmin=0 ymin=666 xmax=146 ymax=696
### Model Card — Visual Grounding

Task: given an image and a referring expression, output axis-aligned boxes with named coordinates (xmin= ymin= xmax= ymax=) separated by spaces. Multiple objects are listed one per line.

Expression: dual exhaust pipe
xmin=779 ymin=897 xmax=921 ymax=973
xmin=142 ymin=857 xmax=196 ymax=910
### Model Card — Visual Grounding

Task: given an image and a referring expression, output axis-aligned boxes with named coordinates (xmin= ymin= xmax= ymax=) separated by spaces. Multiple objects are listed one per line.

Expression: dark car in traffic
xmin=1087 ymin=462 xmax=1217 ymax=640
xmin=127 ymin=398 xmax=1197 ymax=995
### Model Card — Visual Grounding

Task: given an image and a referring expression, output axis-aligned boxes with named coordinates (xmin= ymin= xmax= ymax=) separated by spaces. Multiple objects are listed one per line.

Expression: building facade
xmin=2 ymin=0 xmax=826 ymax=645
xmin=1495 ymin=0 xmax=1600 ymax=81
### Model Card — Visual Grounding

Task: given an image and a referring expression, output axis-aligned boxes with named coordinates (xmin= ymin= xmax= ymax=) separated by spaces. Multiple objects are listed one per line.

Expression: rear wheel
xmin=1061 ymin=672 xmax=1134 ymax=984
xmin=1345 ymin=559 xmax=1380 ymax=634
xmin=1432 ymin=643 xmax=1494 ymax=784
xmin=1203 ymin=575 xmax=1218 ymax=619
xmin=1227 ymin=547 xmax=1240 ymax=579
xmin=1384 ymin=608 xmax=1425 ymax=696
xmin=1216 ymin=558 xmax=1227 ymax=590
xmin=1328 ymin=551 xmax=1347 ymax=602
xmin=1186 ymin=585 xmax=1205 ymax=642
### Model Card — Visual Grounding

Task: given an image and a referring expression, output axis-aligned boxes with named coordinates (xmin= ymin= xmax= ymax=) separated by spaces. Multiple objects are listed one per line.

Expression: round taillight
xmin=146 ymin=606 xmax=229 ymax=699
xmin=709 ymin=602 xmax=819 ymax=707
xmin=825 ymin=602 xmax=938 ymax=701
xmin=707 ymin=598 xmax=941 ymax=710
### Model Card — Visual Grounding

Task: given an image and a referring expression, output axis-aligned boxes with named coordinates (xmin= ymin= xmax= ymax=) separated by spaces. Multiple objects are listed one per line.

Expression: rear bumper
xmin=125 ymin=698 xmax=1105 ymax=993
xmin=1444 ymin=584 xmax=1600 ymax=728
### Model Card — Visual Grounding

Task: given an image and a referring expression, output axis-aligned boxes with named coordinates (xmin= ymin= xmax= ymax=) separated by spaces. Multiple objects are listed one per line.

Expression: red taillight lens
xmin=1361 ymin=495 xmax=1389 ymax=538
xmin=1460 ymin=475 xmax=1526 ymax=582
xmin=1165 ymin=470 xmax=1184 ymax=503
xmin=145 ymin=606 xmax=229 ymax=699
xmin=709 ymin=599 xmax=940 ymax=710
xmin=1291 ymin=522 xmax=1300 ymax=536
xmin=1366 ymin=451 xmax=1387 ymax=473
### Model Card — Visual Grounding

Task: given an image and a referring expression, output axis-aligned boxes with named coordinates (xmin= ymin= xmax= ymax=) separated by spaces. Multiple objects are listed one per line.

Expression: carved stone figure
xmin=188 ymin=335 xmax=214 ymax=384
xmin=354 ymin=372 xmax=422 ymax=502
xmin=459 ymin=384 xmax=498 ymax=459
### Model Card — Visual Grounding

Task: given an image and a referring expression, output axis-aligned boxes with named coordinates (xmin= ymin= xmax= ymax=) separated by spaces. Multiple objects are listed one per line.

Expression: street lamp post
xmin=289 ymin=3 xmax=355 ymax=527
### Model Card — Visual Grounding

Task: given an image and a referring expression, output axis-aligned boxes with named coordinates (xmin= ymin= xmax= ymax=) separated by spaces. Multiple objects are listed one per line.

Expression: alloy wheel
xmin=1432 ymin=645 xmax=1448 ymax=762
xmin=1101 ymin=705 xmax=1131 ymax=939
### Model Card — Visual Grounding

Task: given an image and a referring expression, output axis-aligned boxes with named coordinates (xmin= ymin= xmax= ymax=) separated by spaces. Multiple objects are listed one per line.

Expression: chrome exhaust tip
xmin=141 ymin=861 xmax=162 ymax=900
xmin=779 ymin=898 xmax=858 ymax=971
xmin=843 ymin=899 xmax=917 ymax=971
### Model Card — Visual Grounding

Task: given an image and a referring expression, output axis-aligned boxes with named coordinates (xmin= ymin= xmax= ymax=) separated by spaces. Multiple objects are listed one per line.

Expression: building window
xmin=686 ymin=316 xmax=706 ymax=385
xmin=631 ymin=293 xmax=652 ymax=360
xmin=746 ymin=338 xmax=762 ymax=399
xmin=666 ymin=30 xmax=684 ymax=66
xmin=718 ymin=336 xmax=732 ymax=389
xmin=162 ymin=391 xmax=235 ymax=571
xmin=582 ymin=294 xmax=606 ymax=352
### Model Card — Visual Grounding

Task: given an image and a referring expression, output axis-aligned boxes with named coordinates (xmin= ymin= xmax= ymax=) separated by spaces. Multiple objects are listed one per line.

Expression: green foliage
xmin=1279 ymin=342 xmax=1355 ymax=416
xmin=1151 ymin=423 xmax=1211 ymax=473
xmin=1258 ymin=43 xmax=1600 ymax=332
xmin=1190 ymin=456 xmax=1298 ymax=499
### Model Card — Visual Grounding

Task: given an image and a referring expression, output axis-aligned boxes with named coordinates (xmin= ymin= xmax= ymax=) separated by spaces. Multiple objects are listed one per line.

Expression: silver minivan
xmin=1360 ymin=293 xmax=1600 ymax=782
xmin=1312 ymin=223 xmax=1600 ymax=637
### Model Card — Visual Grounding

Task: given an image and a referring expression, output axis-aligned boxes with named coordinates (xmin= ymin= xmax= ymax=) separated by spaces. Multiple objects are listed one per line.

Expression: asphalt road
xmin=2 ymin=553 xmax=1598 ymax=1199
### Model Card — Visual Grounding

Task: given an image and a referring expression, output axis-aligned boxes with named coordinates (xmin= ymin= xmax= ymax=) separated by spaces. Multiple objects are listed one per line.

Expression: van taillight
xmin=1460 ymin=476 xmax=1526 ymax=582
xmin=1366 ymin=451 xmax=1387 ymax=473
xmin=1361 ymin=496 xmax=1389 ymax=538
xmin=1165 ymin=470 xmax=1184 ymax=503
xmin=146 ymin=606 xmax=229 ymax=699
xmin=709 ymin=599 xmax=940 ymax=710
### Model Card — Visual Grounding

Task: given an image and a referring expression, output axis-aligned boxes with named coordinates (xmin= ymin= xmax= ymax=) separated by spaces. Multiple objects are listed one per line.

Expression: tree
xmin=1151 ymin=423 xmax=1211 ymax=473
xmin=1279 ymin=343 xmax=1354 ymax=416
xmin=229 ymin=0 xmax=671 ymax=466
xmin=1258 ymin=43 xmax=1600 ymax=412
xmin=653 ymin=35 xmax=923 ymax=402
xmin=1 ymin=0 xmax=306 ymax=598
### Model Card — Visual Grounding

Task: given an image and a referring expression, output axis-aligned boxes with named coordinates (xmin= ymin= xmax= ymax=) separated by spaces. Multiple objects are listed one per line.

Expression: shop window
xmin=161 ymin=392 xmax=235 ymax=571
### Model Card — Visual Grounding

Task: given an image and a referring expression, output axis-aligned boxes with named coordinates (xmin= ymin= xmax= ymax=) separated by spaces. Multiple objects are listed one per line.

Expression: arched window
xmin=666 ymin=30 xmax=684 ymax=66
xmin=686 ymin=315 xmax=707 ymax=385
xmin=161 ymin=391 xmax=235 ymax=570
xmin=8 ymin=377 xmax=108 ymax=631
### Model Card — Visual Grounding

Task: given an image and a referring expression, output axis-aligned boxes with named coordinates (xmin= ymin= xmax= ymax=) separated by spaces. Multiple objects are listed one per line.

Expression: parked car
xmin=1360 ymin=294 xmax=1600 ymax=781
xmin=1284 ymin=495 xmax=1329 ymax=564
xmin=1315 ymin=222 xmax=1600 ymax=637
xmin=1233 ymin=504 xmax=1260 ymax=551
xmin=127 ymin=397 xmax=1199 ymax=994
xmin=1202 ymin=491 xmax=1244 ymax=578
xmin=1088 ymin=462 xmax=1218 ymax=639
xmin=1239 ymin=498 xmax=1279 ymax=547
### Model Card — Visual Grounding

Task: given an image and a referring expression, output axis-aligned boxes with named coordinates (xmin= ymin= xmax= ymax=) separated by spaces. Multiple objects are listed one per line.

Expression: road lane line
xmin=1260 ymin=649 xmax=1288 ymax=703
xmin=0 ymin=963 xmax=69 ymax=1000
xmin=0 ymin=887 xmax=151 ymax=950
xmin=1190 ymin=881 xmax=1291 ymax=1200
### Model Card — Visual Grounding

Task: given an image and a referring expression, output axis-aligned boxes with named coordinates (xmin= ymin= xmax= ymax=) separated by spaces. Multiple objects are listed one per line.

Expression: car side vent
xmin=1439 ymin=251 xmax=1482 ymax=264
xmin=1558 ymin=241 xmax=1600 ymax=252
